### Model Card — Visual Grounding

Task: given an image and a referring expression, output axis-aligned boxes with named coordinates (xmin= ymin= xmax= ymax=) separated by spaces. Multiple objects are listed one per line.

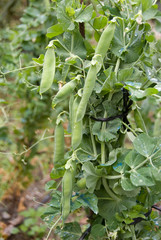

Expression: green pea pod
xmin=69 ymin=94 xmax=74 ymax=133
xmin=40 ymin=47 xmax=55 ymax=94
xmin=72 ymin=96 xmax=82 ymax=150
xmin=95 ymin=21 xmax=116 ymax=59
xmin=76 ymin=64 xmax=97 ymax=122
xmin=53 ymin=122 xmax=65 ymax=168
xmin=62 ymin=161 xmax=76 ymax=221
xmin=52 ymin=80 xmax=77 ymax=108
xmin=76 ymin=22 xmax=116 ymax=122
xmin=134 ymin=108 xmax=147 ymax=133
xmin=62 ymin=169 xmax=73 ymax=221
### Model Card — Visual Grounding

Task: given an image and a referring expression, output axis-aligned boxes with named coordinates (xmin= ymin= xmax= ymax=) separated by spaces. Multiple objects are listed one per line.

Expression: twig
xmin=46 ymin=216 xmax=61 ymax=240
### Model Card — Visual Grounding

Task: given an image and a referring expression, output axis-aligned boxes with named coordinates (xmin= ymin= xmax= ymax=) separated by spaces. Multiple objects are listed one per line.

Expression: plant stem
xmin=101 ymin=111 xmax=107 ymax=164
xmin=102 ymin=178 xmax=120 ymax=201
xmin=104 ymin=175 xmax=122 ymax=180
xmin=101 ymin=111 xmax=120 ymax=201
xmin=46 ymin=216 xmax=61 ymax=240
xmin=114 ymin=58 xmax=120 ymax=75
xmin=89 ymin=119 xmax=97 ymax=157
xmin=130 ymin=225 xmax=137 ymax=240
xmin=122 ymin=121 xmax=138 ymax=137
xmin=0 ymin=65 xmax=38 ymax=76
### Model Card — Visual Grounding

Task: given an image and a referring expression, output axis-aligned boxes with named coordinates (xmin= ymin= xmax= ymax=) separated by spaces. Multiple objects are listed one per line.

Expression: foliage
xmin=38 ymin=0 xmax=161 ymax=239
xmin=1 ymin=0 xmax=161 ymax=239
xmin=0 ymin=0 xmax=57 ymax=194
xmin=11 ymin=207 xmax=47 ymax=240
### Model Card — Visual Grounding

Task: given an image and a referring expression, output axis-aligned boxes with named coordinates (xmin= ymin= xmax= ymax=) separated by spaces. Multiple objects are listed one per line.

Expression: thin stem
xmin=101 ymin=111 xmax=107 ymax=164
xmin=102 ymin=178 xmax=120 ymax=201
xmin=101 ymin=142 xmax=106 ymax=164
xmin=46 ymin=216 xmax=61 ymax=240
xmin=134 ymin=157 xmax=149 ymax=171
xmin=125 ymin=0 xmax=130 ymax=20
xmin=136 ymin=106 xmax=148 ymax=135
xmin=130 ymin=225 xmax=136 ymax=240
xmin=71 ymin=32 xmax=74 ymax=53
xmin=97 ymin=0 xmax=104 ymax=7
xmin=121 ymin=121 xmax=138 ymax=137
xmin=89 ymin=22 xmax=100 ymax=37
xmin=114 ymin=58 xmax=120 ymax=76
xmin=0 ymin=134 xmax=71 ymax=156
xmin=89 ymin=119 xmax=97 ymax=157
xmin=0 ymin=65 xmax=38 ymax=76
xmin=104 ymin=175 xmax=122 ymax=180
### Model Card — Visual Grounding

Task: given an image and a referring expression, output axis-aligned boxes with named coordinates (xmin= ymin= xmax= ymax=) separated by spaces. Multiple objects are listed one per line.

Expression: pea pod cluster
xmin=76 ymin=21 xmax=116 ymax=122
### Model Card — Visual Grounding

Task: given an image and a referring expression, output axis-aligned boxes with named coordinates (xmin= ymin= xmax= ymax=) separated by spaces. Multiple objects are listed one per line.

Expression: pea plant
xmin=39 ymin=0 xmax=161 ymax=239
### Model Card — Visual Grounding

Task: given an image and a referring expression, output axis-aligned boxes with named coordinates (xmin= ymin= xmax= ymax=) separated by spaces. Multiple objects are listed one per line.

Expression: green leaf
xmin=76 ymin=192 xmax=98 ymax=214
xmin=151 ymin=168 xmax=161 ymax=181
xmin=125 ymin=150 xmax=145 ymax=169
xmin=46 ymin=23 xmax=64 ymax=38
xmin=11 ymin=227 xmax=20 ymax=234
xmin=66 ymin=6 xmax=75 ymax=17
xmin=58 ymin=222 xmax=82 ymax=240
xmin=111 ymin=20 xmax=145 ymax=63
xmin=55 ymin=31 xmax=86 ymax=59
xmin=130 ymin=167 xmax=155 ymax=186
xmin=145 ymin=88 xmax=158 ymax=96
xmin=141 ymin=0 xmax=153 ymax=12
xmin=143 ymin=7 xmax=161 ymax=21
xmin=82 ymin=162 xmax=102 ymax=193
xmin=76 ymin=149 xmax=97 ymax=163
xmin=93 ymin=16 xmax=108 ymax=29
xmin=97 ymin=189 xmax=135 ymax=230
xmin=113 ymin=149 xmax=130 ymax=173
xmin=50 ymin=167 xmax=65 ymax=179
xmin=90 ymin=224 xmax=106 ymax=239
xmin=32 ymin=54 xmax=44 ymax=64
xmin=75 ymin=5 xmax=93 ymax=23
xmin=121 ymin=177 xmax=136 ymax=191
xmin=102 ymin=148 xmax=122 ymax=166
xmin=128 ymin=87 xmax=146 ymax=100
xmin=101 ymin=72 xmax=116 ymax=93
xmin=57 ymin=1 xmax=71 ymax=29
xmin=42 ymin=206 xmax=61 ymax=224
xmin=118 ymin=68 xmax=133 ymax=83
xmin=133 ymin=133 xmax=156 ymax=157
xmin=92 ymin=119 xmax=121 ymax=142
xmin=45 ymin=180 xmax=57 ymax=191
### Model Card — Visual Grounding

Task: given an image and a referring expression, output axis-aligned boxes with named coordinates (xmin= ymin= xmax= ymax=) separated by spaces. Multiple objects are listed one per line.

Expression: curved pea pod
xmin=134 ymin=108 xmax=147 ymax=133
xmin=62 ymin=161 xmax=77 ymax=221
xmin=76 ymin=64 xmax=97 ymax=122
xmin=52 ymin=79 xmax=77 ymax=108
xmin=95 ymin=21 xmax=116 ymax=59
xmin=72 ymin=96 xmax=83 ymax=150
xmin=40 ymin=47 xmax=55 ymax=94
xmin=76 ymin=21 xmax=116 ymax=122
xmin=53 ymin=122 xmax=65 ymax=168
